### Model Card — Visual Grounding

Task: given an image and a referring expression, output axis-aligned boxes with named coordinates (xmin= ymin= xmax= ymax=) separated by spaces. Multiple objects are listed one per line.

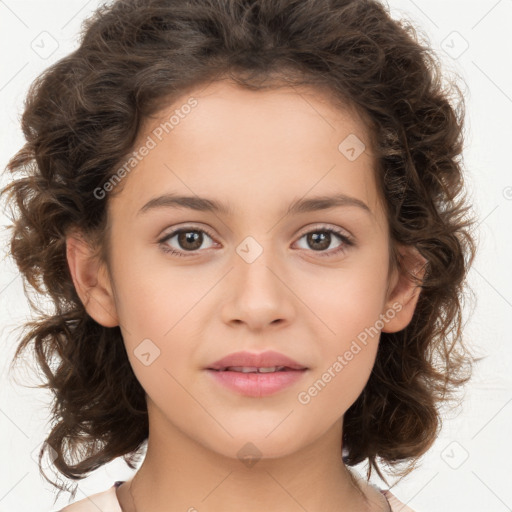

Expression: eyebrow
xmin=137 ymin=192 xmax=371 ymax=217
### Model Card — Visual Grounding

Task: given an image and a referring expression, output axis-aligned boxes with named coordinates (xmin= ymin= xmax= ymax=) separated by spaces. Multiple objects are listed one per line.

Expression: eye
xmin=158 ymin=226 xmax=217 ymax=257
xmin=157 ymin=224 xmax=355 ymax=258
xmin=294 ymin=226 xmax=354 ymax=257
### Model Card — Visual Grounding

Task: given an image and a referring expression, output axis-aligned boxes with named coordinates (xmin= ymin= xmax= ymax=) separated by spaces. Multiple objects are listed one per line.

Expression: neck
xmin=118 ymin=403 xmax=371 ymax=512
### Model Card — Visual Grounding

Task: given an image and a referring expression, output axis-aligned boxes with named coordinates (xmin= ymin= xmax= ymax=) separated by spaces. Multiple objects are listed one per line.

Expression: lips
xmin=205 ymin=350 xmax=308 ymax=397
xmin=220 ymin=366 xmax=292 ymax=373
xmin=206 ymin=350 xmax=308 ymax=371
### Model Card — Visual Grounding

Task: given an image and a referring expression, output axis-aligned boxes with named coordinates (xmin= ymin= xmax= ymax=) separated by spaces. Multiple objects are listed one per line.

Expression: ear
xmin=381 ymin=245 xmax=427 ymax=333
xmin=66 ymin=230 xmax=119 ymax=327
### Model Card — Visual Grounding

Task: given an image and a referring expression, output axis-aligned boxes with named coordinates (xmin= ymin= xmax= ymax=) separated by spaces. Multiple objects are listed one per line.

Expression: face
xmin=68 ymin=79 xmax=421 ymax=462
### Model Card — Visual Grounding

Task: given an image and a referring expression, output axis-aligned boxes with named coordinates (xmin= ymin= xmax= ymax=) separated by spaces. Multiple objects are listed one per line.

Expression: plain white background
xmin=0 ymin=1 xmax=511 ymax=511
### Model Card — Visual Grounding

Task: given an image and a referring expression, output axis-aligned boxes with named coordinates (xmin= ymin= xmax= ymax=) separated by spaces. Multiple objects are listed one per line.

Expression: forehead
xmin=108 ymin=79 xmax=383 ymax=224
xmin=147 ymin=79 xmax=373 ymax=148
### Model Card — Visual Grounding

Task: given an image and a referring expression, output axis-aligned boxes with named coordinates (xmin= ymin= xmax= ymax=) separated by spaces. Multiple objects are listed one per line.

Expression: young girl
xmin=1 ymin=0 xmax=477 ymax=511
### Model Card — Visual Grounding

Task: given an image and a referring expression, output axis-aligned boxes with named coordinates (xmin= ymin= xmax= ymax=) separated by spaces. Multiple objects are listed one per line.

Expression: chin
xmin=200 ymin=425 xmax=313 ymax=463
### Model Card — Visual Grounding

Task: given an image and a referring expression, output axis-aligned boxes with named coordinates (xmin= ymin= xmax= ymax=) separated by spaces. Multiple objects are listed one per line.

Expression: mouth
xmin=204 ymin=350 xmax=309 ymax=396
xmin=204 ymin=365 xmax=308 ymax=397
xmin=207 ymin=366 xmax=306 ymax=373
xmin=206 ymin=350 xmax=308 ymax=372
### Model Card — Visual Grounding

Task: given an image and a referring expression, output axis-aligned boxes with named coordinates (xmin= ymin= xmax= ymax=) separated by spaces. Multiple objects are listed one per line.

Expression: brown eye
xmin=305 ymin=232 xmax=331 ymax=251
xmin=295 ymin=227 xmax=354 ymax=257
xmin=158 ymin=227 xmax=216 ymax=257
xmin=176 ymin=230 xmax=203 ymax=251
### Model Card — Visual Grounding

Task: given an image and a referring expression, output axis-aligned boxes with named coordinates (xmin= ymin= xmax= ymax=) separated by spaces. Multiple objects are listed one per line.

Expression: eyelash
xmin=157 ymin=225 xmax=355 ymax=258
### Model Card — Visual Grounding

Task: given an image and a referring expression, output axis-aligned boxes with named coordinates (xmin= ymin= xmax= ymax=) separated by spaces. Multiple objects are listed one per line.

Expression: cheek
xmin=296 ymin=261 xmax=390 ymax=351
xmin=111 ymin=243 xmax=205 ymax=341
xmin=294 ymin=328 xmax=379 ymax=433
xmin=309 ymin=339 xmax=378 ymax=409
xmin=300 ymin=306 xmax=380 ymax=408
xmin=292 ymin=265 xmax=387 ymax=414
xmin=108 ymin=251 xmax=202 ymax=391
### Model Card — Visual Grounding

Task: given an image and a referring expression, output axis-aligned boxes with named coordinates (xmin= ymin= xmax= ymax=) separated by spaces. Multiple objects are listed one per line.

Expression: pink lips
xmin=205 ymin=350 xmax=308 ymax=397
xmin=207 ymin=350 xmax=307 ymax=371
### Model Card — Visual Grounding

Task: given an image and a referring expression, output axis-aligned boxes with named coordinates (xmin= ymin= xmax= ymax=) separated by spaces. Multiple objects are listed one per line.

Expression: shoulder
xmin=381 ymin=489 xmax=418 ymax=512
xmin=57 ymin=484 xmax=122 ymax=512
xmin=351 ymin=470 xmax=419 ymax=512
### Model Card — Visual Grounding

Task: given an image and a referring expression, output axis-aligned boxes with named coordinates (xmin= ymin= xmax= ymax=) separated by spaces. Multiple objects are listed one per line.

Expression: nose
xmin=220 ymin=240 xmax=296 ymax=331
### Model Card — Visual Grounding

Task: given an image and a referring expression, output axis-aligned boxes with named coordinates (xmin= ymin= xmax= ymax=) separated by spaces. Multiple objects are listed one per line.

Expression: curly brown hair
xmin=1 ymin=0 xmax=478 ymax=498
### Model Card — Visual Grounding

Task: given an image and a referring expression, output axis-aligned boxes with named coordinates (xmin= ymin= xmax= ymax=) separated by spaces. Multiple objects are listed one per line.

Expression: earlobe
xmin=66 ymin=231 xmax=119 ymax=327
xmin=381 ymin=245 xmax=427 ymax=333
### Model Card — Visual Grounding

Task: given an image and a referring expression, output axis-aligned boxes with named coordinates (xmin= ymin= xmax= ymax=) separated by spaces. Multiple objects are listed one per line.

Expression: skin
xmin=66 ymin=79 xmax=426 ymax=512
